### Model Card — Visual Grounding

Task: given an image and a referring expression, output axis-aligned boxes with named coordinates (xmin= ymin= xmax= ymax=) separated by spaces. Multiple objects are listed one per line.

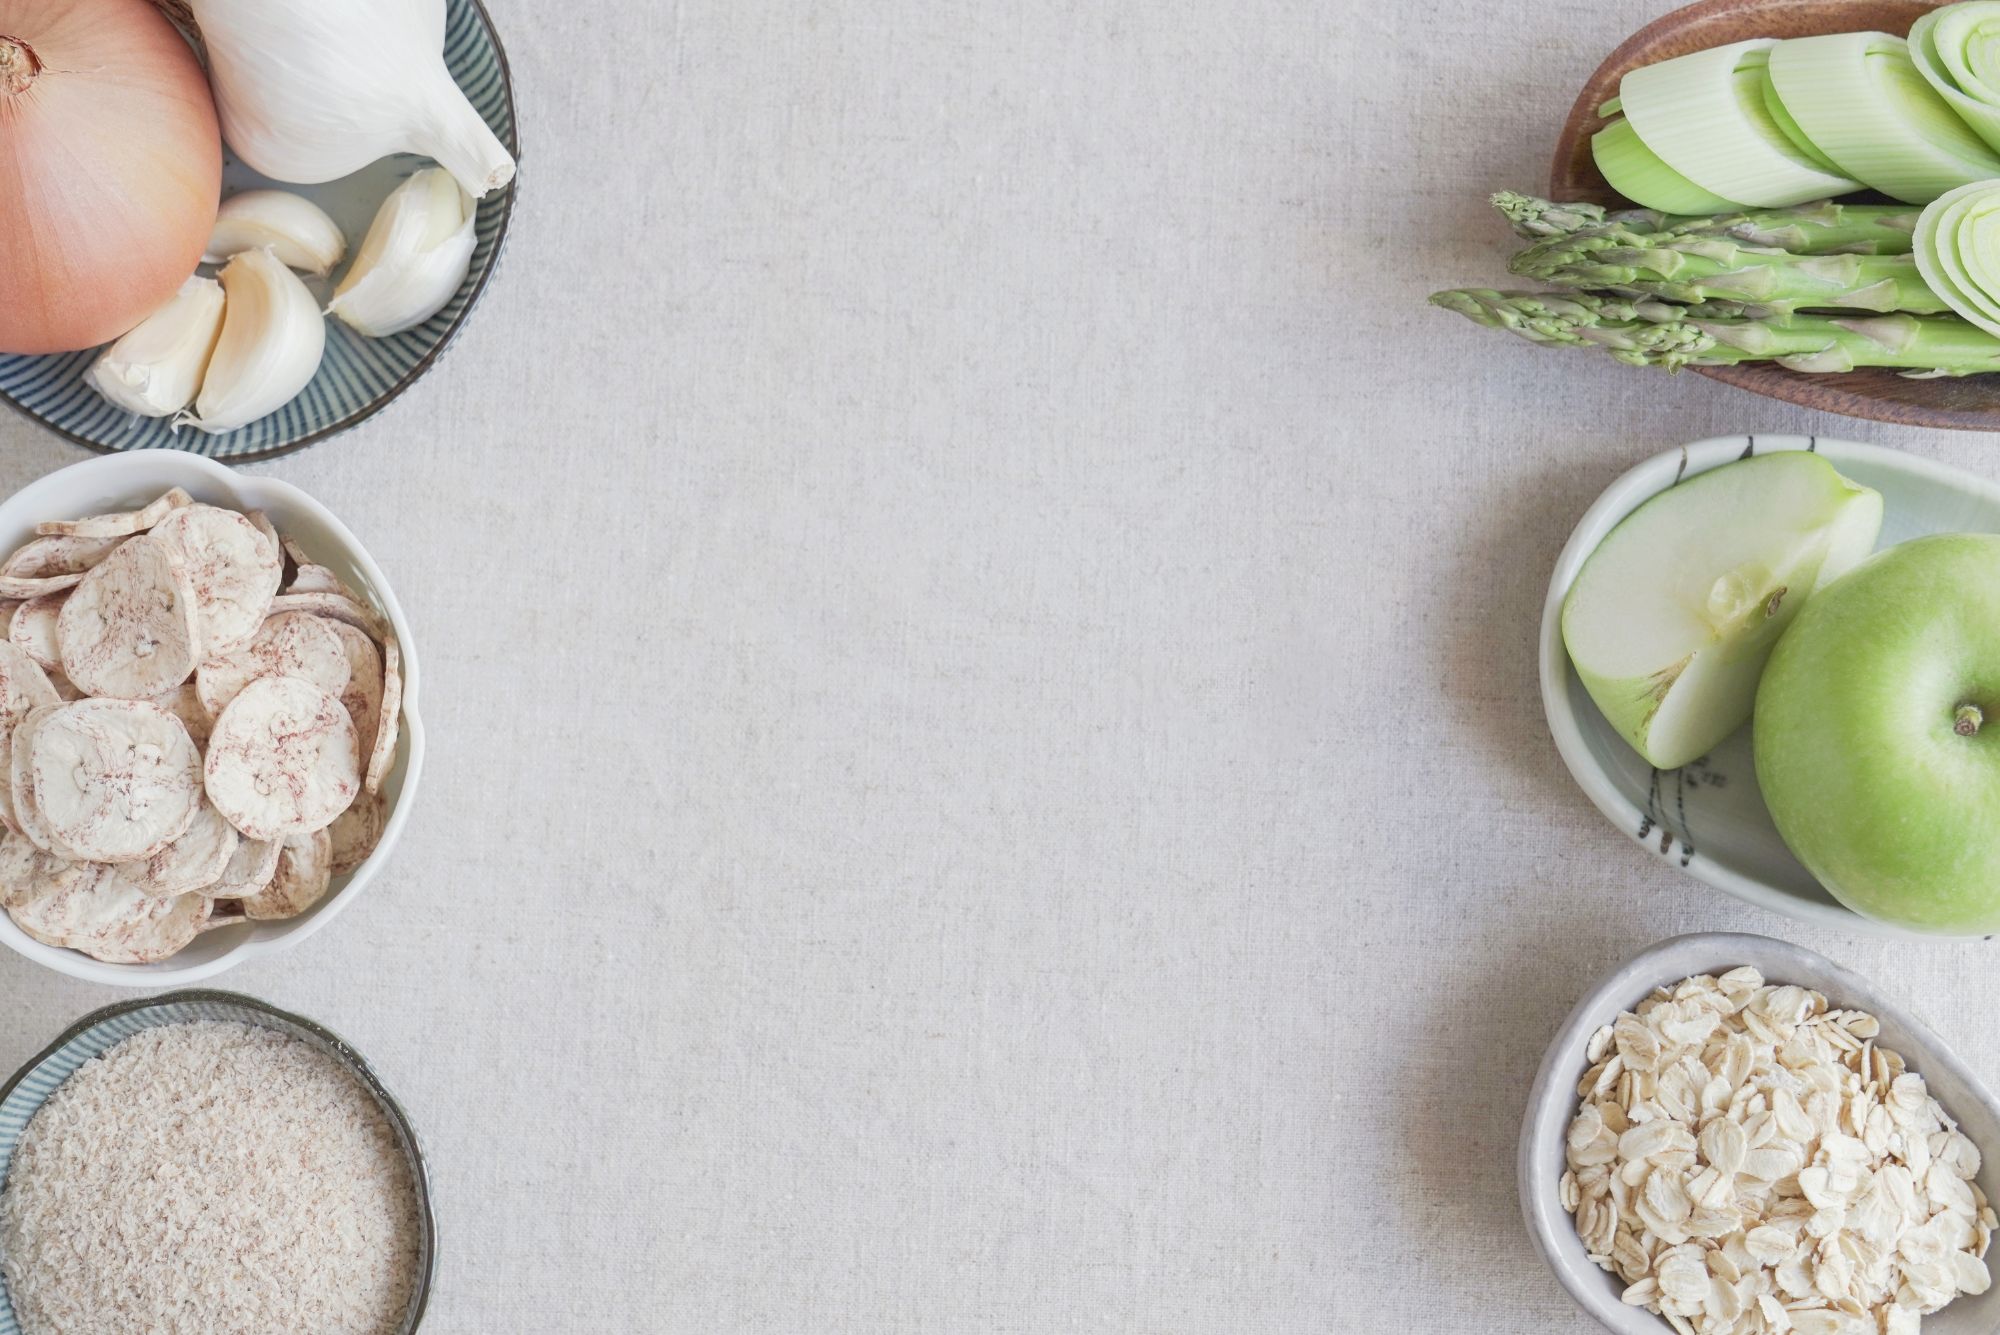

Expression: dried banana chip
xmin=366 ymin=635 xmax=401 ymax=796
xmin=0 ymin=534 xmax=124 ymax=579
xmin=36 ymin=487 xmax=191 ymax=539
xmin=9 ymin=594 xmax=63 ymax=673
xmin=31 ymin=699 xmax=202 ymax=864
xmin=268 ymin=590 xmax=388 ymax=641
xmin=243 ymin=827 xmax=331 ymax=920
xmin=328 ymin=792 xmax=385 ymax=876
xmin=209 ymin=832 xmax=280 ymax=898
xmin=149 ymin=504 xmax=281 ymax=657
xmin=326 ymin=620 xmax=382 ymax=749
xmin=205 ymin=676 xmax=359 ymax=840
xmin=57 ymin=535 xmax=202 ymax=699
xmin=194 ymin=610 xmax=347 ymax=720
xmin=113 ymin=798 xmax=238 ymax=898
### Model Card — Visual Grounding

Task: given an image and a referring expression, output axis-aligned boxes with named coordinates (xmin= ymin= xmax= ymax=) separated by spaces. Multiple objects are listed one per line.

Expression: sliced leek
xmin=1909 ymin=2 xmax=2000 ymax=156
xmin=1768 ymin=32 xmax=2000 ymax=203
xmin=1914 ymin=182 xmax=2000 ymax=340
xmin=1592 ymin=117 xmax=1746 ymax=214
xmin=1618 ymin=40 xmax=1859 ymax=207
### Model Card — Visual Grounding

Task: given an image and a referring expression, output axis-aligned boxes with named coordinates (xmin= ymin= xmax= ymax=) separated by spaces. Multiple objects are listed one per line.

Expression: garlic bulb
xmin=204 ymin=190 xmax=346 ymax=276
xmin=188 ymin=0 xmax=515 ymax=199
xmin=180 ymin=249 xmax=325 ymax=435
xmin=328 ymin=169 xmax=476 ymax=338
xmin=85 ymin=276 xmax=226 ymax=417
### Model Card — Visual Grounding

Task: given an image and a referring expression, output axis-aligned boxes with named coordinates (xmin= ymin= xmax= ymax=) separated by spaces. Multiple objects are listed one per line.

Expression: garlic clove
xmin=179 ymin=248 xmax=326 ymax=435
xmin=85 ymin=276 xmax=226 ymax=417
xmin=203 ymin=190 xmax=346 ymax=277
xmin=326 ymin=168 xmax=476 ymax=338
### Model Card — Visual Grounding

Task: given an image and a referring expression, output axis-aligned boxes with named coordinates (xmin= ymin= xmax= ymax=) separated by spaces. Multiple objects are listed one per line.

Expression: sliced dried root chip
xmin=0 ymin=535 xmax=125 ymax=580
xmin=328 ymin=792 xmax=385 ymax=876
xmin=32 ymin=699 xmax=202 ymax=864
xmin=327 ymin=621 xmax=382 ymax=748
xmin=0 ymin=829 xmax=41 ymax=907
xmin=7 ymin=857 xmax=210 ymax=963
xmin=9 ymin=594 xmax=63 ymax=673
xmin=148 ymin=681 xmax=211 ymax=748
xmin=9 ymin=707 xmax=63 ymax=856
xmin=0 ymin=644 xmax=60 ymax=836
xmin=113 ymin=798 xmax=238 ymax=898
xmin=201 ymin=897 xmax=247 ymax=932
xmin=209 ymin=832 xmax=280 ymax=898
xmin=205 ymin=676 xmax=359 ymax=841
xmin=367 ymin=635 xmax=401 ymax=796
xmin=0 ymin=570 xmax=84 ymax=602
xmin=150 ymin=504 xmax=282 ymax=658
xmin=195 ymin=610 xmax=348 ymax=719
xmin=57 ymin=536 xmax=202 ymax=699
xmin=268 ymin=590 xmax=389 ymax=641
xmin=243 ymin=827 xmax=330 ymax=920
xmin=284 ymin=564 xmax=359 ymax=599
xmin=36 ymin=487 xmax=191 ymax=540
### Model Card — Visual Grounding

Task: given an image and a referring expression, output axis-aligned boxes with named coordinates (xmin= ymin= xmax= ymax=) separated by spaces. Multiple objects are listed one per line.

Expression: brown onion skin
xmin=0 ymin=0 xmax=221 ymax=354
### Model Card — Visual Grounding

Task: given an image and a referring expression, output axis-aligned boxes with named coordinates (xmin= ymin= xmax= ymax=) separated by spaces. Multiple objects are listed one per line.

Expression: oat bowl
xmin=0 ymin=452 xmax=423 ymax=987
xmin=1521 ymin=933 xmax=2000 ymax=1335
xmin=0 ymin=991 xmax=435 ymax=1334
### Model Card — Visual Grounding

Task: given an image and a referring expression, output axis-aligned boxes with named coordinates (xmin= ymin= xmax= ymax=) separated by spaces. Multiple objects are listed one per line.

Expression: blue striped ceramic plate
xmin=0 ymin=991 xmax=437 ymax=1333
xmin=0 ymin=0 xmax=518 ymax=463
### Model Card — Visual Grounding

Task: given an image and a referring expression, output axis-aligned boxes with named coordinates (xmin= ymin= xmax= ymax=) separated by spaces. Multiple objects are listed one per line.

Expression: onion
xmin=0 ymin=0 xmax=221 ymax=354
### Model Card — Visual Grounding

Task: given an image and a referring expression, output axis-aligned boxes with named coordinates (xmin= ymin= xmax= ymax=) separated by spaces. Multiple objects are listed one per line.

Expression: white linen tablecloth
xmin=2 ymin=1 xmax=1995 ymax=1329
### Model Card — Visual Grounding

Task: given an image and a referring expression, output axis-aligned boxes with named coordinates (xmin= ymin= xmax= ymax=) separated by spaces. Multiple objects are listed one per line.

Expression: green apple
xmin=1564 ymin=452 xmax=1883 ymax=770
xmin=1756 ymin=533 xmax=2000 ymax=933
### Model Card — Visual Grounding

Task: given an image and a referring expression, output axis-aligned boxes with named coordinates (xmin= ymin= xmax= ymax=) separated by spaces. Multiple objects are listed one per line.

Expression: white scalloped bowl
xmin=0 ymin=454 xmax=423 ymax=986
xmin=1542 ymin=434 xmax=2000 ymax=940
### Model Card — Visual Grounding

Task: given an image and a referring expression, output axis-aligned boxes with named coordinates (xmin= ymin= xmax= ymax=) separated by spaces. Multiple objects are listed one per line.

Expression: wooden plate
xmin=1549 ymin=0 xmax=2000 ymax=430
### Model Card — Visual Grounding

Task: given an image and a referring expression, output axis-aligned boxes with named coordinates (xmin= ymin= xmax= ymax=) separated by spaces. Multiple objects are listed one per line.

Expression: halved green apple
xmin=1563 ymin=452 xmax=1883 ymax=770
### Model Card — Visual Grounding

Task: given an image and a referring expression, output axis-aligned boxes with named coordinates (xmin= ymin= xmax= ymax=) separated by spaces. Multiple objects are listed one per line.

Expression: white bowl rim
xmin=0 ymin=453 xmax=424 ymax=986
xmin=1538 ymin=433 xmax=2000 ymax=941
xmin=1517 ymin=930 xmax=2000 ymax=1334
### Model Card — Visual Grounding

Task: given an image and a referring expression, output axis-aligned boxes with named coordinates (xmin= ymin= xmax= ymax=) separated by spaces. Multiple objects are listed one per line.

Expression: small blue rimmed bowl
xmin=0 ymin=990 xmax=437 ymax=1334
xmin=1541 ymin=433 xmax=2000 ymax=939
xmin=0 ymin=0 xmax=519 ymax=463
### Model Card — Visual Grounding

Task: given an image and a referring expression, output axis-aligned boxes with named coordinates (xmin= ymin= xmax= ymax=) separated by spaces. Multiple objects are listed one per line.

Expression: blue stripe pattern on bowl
xmin=0 ymin=0 xmax=518 ymax=463
xmin=0 ymin=991 xmax=436 ymax=1334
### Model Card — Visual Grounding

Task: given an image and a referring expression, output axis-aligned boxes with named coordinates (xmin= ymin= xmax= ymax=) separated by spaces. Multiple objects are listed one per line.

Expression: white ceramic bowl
xmin=1520 ymin=932 xmax=2000 ymax=1335
xmin=0 ymin=453 xmax=423 ymax=985
xmin=1542 ymin=434 xmax=2000 ymax=940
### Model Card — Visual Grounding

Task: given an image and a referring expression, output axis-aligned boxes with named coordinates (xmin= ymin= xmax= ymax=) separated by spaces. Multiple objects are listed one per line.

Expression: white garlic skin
xmin=328 ymin=168 xmax=476 ymax=339
xmin=204 ymin=190 xmax=347 ymax=277
xmin=85 ymin=276 xmax=226 ymax=417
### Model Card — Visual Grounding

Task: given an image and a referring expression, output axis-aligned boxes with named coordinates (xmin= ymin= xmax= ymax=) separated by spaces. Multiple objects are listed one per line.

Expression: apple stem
xmin=1957 ymin=704 xmax=1984 ymax=738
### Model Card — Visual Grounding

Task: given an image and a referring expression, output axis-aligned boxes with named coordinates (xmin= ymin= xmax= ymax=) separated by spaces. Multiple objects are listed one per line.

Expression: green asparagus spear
xmin=1492 ymin=193 xmax=1920 ymax=255
xmin=1429 ymin=288 xmax=2000 ymax=376
xmin=1509 ymin=227 xmax=1947 ymax=315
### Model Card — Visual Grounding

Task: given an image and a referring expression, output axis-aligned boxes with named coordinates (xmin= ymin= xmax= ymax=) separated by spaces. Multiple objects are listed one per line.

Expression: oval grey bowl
xmin=1542 ymin=434 xmax=2000 ymax=940
xmin=0 ymin=991 xmax=436 ymax=1333
xmin=1520 ymin=932 xmax=2000 ymax=1334
xmin=0 ymin=0 xmax=518 ymax=463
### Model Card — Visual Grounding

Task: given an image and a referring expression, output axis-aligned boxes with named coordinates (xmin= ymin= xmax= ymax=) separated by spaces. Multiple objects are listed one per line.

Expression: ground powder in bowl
xmin=0 ymin=1020 xmax=422 ymax=1335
